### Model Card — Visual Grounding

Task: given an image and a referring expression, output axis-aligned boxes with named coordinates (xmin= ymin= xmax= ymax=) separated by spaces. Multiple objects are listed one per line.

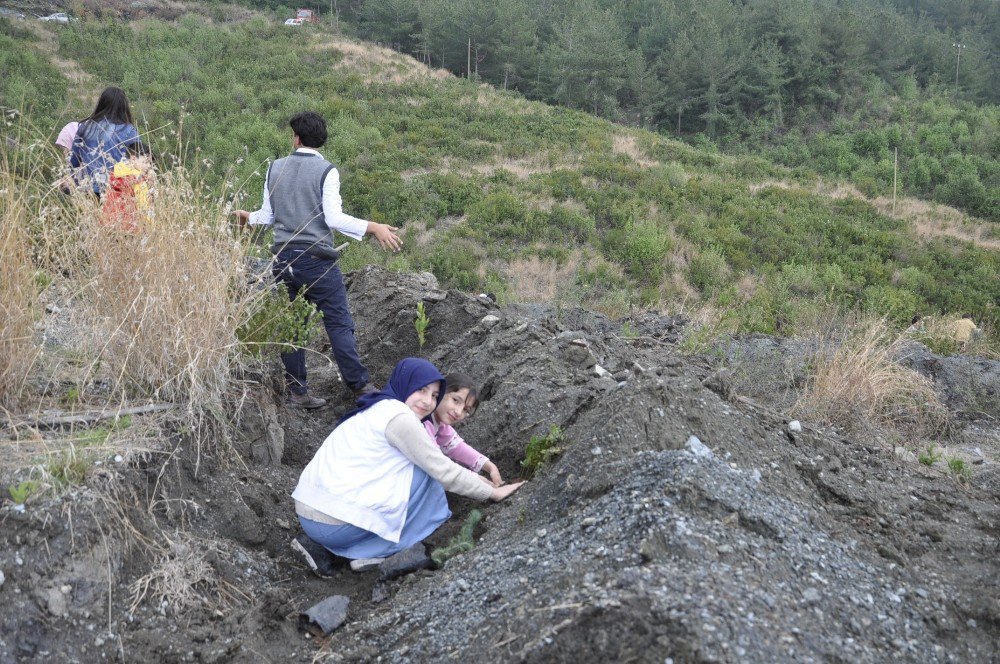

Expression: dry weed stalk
xmin=129 ymin=532 xmax=247 ymax=615
xmin=793 ymin=318 xmax=949 ymax=440
xmin=75 ymin=166 xmax=258 ymax=406
xmin=0 ymin=154 xmax=42 ymax=408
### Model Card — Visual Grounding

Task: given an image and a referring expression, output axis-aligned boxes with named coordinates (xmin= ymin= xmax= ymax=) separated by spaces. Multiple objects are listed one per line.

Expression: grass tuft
xmin=793 ymin=318 xmax=949 ymax=443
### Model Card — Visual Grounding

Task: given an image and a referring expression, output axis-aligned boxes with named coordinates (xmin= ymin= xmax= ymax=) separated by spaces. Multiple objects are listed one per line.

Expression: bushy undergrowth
xmin=0 ymin=15 xmax=995 ymax=346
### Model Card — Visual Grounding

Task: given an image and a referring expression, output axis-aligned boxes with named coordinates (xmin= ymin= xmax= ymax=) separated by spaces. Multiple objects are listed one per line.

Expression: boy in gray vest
xmin=234 ymin=112 xmax=401 ymax=409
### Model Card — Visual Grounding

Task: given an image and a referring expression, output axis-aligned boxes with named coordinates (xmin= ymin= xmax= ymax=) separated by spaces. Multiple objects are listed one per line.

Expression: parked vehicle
xmin=284 ymin=18 xmax=303 ymax=26
xmin=39 ymin=12 xmax=70 ymax=24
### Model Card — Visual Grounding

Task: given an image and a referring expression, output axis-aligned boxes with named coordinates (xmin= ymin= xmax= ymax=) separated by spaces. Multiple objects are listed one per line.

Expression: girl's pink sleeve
xmin=436 ymin=423 xmax=488 ymax=472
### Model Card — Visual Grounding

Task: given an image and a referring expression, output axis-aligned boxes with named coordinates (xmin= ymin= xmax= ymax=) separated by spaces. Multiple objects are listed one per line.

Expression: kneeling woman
xmin=293 ymin=358 xmax=523 ymax=562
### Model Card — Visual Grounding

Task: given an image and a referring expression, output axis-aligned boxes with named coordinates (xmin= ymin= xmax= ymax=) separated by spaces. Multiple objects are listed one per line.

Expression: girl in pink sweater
xmin=424 ymin=373 xmax=503 ymax=486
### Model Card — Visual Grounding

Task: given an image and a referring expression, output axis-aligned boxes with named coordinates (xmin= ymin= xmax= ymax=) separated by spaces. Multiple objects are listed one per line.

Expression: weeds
xmin=414 ymin=301 xmax=430 ymax=349
xmin=46 ymin=445 xmax=90 ymax=487
xmin=430 ymin=509 xmax=482 ymax=567
xmin=918 ymin=445 xmax=942 ymax=466
xmin=792 ymin=318 xmax=949 ymax=443
xmin=0 ymin=150 xmax=42 ymax=409
xmin=7 ymin=480 xmax=40 ymax=504
xmin=521 ymin=425 xmax=566 ymax=477
xmin=947 ymin=457 xmax=971 ymax=482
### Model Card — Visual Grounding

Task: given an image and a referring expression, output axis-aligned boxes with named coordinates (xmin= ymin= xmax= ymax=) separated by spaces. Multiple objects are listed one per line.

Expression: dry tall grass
xmin=0 ymin=155 xmax=43 ymax=409
xmin=0 ymin=123 xmax=267 ymax=453
xmin=793 ymin=318 xmax=949 ymax=441
xmin=75 ymin=167 xmax=254 ymax=405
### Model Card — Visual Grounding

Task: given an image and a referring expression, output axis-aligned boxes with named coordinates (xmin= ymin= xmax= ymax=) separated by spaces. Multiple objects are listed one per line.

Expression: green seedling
xmin=33 ymin=270 xmax=52 ymax=292
xmin=8 ymin=480 xmax=40 ymax=505
xmin=414 ymin=301 xmax=430 ymax=349
xmin=947 ymin=457 xmax=971 ymax=481
xmin=431 ymin=509 xmax=482 ymax=567
xmin=237 ymin=284 xmax=323 ymax=358
xmin=918 ymin=445 xmax=941 ymax=466
xmin=521 ymin=425 xmax=566 ymax=477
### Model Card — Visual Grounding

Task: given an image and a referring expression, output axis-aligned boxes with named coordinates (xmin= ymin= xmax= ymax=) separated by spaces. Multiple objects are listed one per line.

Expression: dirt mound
xmin=1 ymin=266 xmax=998 ymax=662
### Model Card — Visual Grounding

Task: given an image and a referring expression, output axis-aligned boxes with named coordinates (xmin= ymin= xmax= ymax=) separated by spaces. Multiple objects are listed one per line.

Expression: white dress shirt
xmin=248 ymin=147 xmax=367 ymax=241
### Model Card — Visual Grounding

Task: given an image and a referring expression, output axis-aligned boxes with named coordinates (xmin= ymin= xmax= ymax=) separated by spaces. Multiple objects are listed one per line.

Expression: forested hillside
xmin=1 ymin=7 xmax=997 ymax=337
xmin=218 ymin=0 xmax=1000 ymax=219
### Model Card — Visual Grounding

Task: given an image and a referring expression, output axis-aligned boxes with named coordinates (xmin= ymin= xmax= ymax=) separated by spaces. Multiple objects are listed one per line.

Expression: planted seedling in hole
xmin=414 ymin=301 xmax=430 ymax=349
xmin=918 ymin=445 xmax=942 ymax=466
xmin=521 ymin=425 xmax=566 ymax=477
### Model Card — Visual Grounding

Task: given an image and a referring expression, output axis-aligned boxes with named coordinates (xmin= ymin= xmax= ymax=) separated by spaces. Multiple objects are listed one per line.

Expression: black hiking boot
xmin=291 ymin=533 xmax=338 ymax=578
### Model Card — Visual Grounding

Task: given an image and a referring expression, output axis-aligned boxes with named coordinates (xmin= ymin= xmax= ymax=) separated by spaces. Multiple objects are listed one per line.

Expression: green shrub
xmin=688 ymin=249 xmax=731 ymax=295
xmin=421 ymin=238 xmax=484 ymax=291
xmin=521 ymin=425 xmax=566 ymax=477
xmin=604 ymin=220 xmax=671 ymax=283
xmin=236 ymin=284 xmax=323 ymax=358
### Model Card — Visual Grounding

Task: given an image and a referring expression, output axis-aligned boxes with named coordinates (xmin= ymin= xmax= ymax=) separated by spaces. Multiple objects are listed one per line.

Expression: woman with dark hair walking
xmin=71 ymin=86 xmax=140 ymax=196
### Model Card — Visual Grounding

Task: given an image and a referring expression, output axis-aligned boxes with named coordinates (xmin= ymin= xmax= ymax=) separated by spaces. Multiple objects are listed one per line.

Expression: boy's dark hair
xmin=289 ymin=111 xmax=327 ymax=148
xmin=87 ymin=87 xmax=134 ymax=125
xmin=443 ymin=373 xmax=479 ymax=415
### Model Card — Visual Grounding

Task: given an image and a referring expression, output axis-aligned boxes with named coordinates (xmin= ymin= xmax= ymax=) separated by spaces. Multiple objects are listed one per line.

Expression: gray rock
xmin=44 ymin=587 xmax=68 ymax=617
xmin=480 ymin=315 xmax=500 ymax=329
xmin=685 ymin=435 xmax=713 ymax=459
xmin=593 ymin=364 xmax=612 ymax=378
xmin=803 ymin=587 xmax=821 ymax=604
xmin=787 ymin=420 xmax=802 ymax=433
xmin=371 ymin=583 xmax=389 ymax=604
xmin=300 ymin=595 xmax=349 ymax=635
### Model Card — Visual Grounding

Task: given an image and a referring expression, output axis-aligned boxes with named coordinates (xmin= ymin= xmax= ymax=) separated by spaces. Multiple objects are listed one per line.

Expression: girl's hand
xmin=482 ymin=461 xmax=503 ymax=487
xmin=490 ymin=481 xmax=525 ymax=502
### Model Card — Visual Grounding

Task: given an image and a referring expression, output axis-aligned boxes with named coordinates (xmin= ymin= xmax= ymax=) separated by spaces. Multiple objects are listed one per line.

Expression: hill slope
xmin=0 ymin=11 xmax=997 ymax=337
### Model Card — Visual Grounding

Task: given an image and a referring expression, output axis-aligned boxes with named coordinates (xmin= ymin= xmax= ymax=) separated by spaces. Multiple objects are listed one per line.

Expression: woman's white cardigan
xmin=292 ymin=400 xmax=491 ymax=542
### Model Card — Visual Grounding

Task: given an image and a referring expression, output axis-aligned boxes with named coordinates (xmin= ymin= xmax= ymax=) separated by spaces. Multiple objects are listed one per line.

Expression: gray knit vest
xmin=267 ymin=151 xmax=336 ymax=253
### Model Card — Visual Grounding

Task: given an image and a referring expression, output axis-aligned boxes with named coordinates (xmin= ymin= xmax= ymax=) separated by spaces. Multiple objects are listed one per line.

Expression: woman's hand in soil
xmin=482 ymin=461 xmax=503 ymax=487
xmin=490 ymin=481 xmax=525 ymax=502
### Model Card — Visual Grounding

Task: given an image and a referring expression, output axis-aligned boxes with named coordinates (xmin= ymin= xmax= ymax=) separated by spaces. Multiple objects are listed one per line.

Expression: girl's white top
xmin=293 ymin=400 xmax=417 ymax=542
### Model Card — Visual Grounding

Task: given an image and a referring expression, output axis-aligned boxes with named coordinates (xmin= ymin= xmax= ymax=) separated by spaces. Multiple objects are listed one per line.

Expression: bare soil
xmin=1 ymin=266 xmax=998 ymax=663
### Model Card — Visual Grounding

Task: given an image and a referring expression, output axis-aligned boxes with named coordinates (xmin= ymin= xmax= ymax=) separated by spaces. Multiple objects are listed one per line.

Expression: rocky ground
xmin=1 ymin=266 xmax=997 ymax=663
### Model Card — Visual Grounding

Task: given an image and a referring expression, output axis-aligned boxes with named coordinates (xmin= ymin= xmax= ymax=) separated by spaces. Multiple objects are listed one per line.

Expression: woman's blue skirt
xmin=298 ymin=466 xmax=450 ymax=559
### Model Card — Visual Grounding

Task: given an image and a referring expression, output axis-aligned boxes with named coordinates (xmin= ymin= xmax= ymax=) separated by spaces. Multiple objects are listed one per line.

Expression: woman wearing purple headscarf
xmin=292 ymin=358 xmax=523 ymax=572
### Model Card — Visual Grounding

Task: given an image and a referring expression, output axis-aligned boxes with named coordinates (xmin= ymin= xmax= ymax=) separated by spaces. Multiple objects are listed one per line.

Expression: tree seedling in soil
xmin=431 ymin=509 xmax=482 ymax=567
xmin=947 ymin=458 xmax=971 ymax=482
xmin=414 ymin=301 xmax=430 ymax=349
xmin=918 ymin=445 xmax=942 ymax=466
xmin=8 ymin=480 xmax=40 ymax=505
xmin=521 ymin=425 xmax=566 ymax=478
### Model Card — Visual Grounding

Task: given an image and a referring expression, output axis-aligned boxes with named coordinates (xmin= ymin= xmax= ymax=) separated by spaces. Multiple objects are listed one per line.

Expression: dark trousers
xmin=272 ymin=249 xmax=369 ymax=394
